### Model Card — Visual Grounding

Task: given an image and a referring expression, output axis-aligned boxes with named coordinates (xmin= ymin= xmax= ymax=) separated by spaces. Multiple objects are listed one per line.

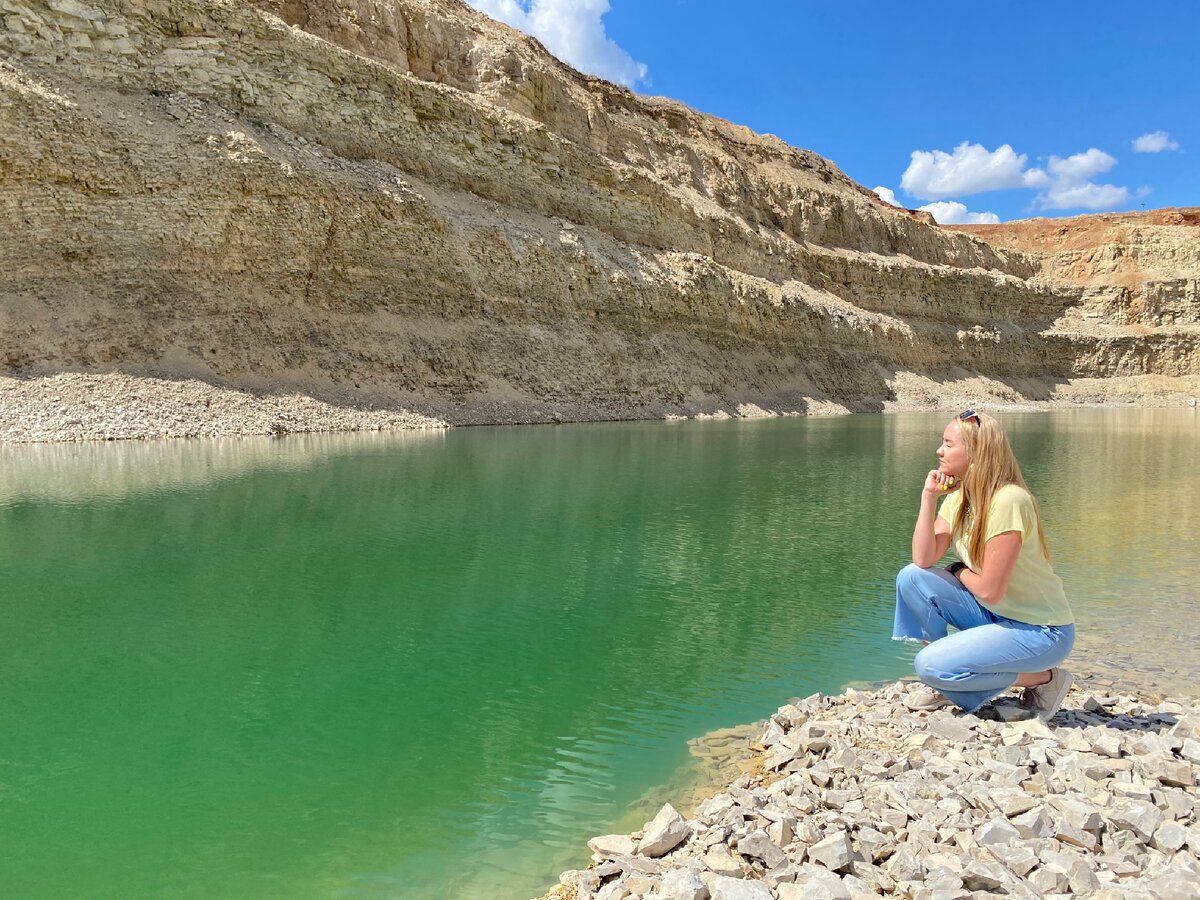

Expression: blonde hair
xmin=951 ymin=412 xmax=1050 ymax=566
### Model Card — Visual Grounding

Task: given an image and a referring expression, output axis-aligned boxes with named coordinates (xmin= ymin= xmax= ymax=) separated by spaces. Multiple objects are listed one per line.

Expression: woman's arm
xmin=956 ymin=530 xmax=1021 ymax=605
xmin=912 ymin=470 xmax=954 ymax=567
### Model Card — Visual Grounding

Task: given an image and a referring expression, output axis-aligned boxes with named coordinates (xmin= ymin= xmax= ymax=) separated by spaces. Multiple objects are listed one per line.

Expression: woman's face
xmin=937 ymin=421 xmax=971 ymax=478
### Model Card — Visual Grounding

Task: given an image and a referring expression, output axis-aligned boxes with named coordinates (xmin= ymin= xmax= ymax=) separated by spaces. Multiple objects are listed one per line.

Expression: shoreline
xmin=2 ymin=371 xmax=1198 ymax=445
xmin=542 ymin=677 xmax=1200 ymax=900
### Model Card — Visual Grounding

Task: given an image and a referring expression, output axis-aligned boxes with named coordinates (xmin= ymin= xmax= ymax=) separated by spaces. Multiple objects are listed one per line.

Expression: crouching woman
xmin=893 ymin=410 xmax=1075 ymax=720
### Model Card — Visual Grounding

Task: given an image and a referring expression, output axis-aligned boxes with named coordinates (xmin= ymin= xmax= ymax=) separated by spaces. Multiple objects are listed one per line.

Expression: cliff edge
xmin=1 ymin=0 xmax=1197 ymax=430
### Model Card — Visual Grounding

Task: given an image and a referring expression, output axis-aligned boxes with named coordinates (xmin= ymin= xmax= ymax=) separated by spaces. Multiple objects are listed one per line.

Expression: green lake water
xmin=1 ymin=409 xmax=1197 ymax=899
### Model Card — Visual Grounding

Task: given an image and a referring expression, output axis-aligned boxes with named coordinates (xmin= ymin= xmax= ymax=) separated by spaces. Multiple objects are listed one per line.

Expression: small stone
xmin=1054 ymin=817 xmax=1098 ymax=851
xmin=884 ymin=847 xmax=923 ymax=882
xmin=657 ymin=866 xmax=709 ymax=900
xmin=768 ymin=817 xmax=795 ymax=849
xmin=703 ymin=845 xmax=744 ymax=877
xmin=760 ymin=719 xmax=786 ymax=747
xmin=589 ymin=834 xmax=639 ymax=858
xmin=990 ymin=787 xmax=1037 ymax=817
xmin=989 ymin=842 xmax=1038 ymax=876
xmin=1011 ymin=806 xmax=1055 ymax=839
xmin=1180 ymin=737 xmax=1200 ymax=764
xmin=595 ymin=874 xmax=629 ymax=900
xmin=639 ymin=803 xmax=690 ymax=857
xmin=708 ymin=874 xmax=773 ymax=900
xmin=1108 ymin=798 xmax=1165 ymax=842
xmin=960 ymin=860 xmax=1007 ymax=892
xmin=1143 ymin=867 xmax=1200 ymax=899
xmin=1156 ymin=758 xmax=1194 ymax=787
xmin=737 ymin=829 xmax=786 ymax=868
xmin=1111 ymin=781 xmax=1155 ymax=802
xmin=1151 ymin=821 xmax=1187 ymax=853
xmin=928 ymin=716 xmax=974 ymax=743
xmin=777 ymin=871 xmax=850 ymax=900
xmin=807 ymin=831 xmax=853 ymax=873
xmin=975 ymin=816 xmax=1021 ymax=847
xmin=854 ymin=826 xmax=891 ymax=863
xmin=1028 ymin=863 xmax=1069 ymax=894
xmin=1068 ymin=859 xmax=1102 ymax=895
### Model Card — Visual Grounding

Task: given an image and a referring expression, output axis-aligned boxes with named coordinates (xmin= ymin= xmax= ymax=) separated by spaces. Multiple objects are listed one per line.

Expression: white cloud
xmin=901 ymin=142 xmax=1031 ymax=200
xmin=917 ymin=201 xmax=1001 ymax=225
xmin=1132 ymin=131 xmax=1181 ymax=153
xmin=899 ymin=140 xmax=1135 ymax=214
xmin=1033 ymin=148 xmax=1128 ymax=210
xmin=1046 ymin=148 xmax=1117 ymax=181
xmin=467 ymin=0 xmax=648 ymax=87
xmin=1036 ymin=181 xmax=1130 ymax=210
xmin=873 ymin=186 xmax=903 ymax=207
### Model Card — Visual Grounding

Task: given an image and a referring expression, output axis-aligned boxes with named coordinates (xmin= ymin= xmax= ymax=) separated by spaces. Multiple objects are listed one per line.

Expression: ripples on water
xmin=0 ymin=409 xmax=1196 ymax=899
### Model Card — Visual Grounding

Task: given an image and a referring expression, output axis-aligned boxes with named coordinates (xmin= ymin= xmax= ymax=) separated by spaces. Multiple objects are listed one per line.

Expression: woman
xmin=893 ymin=410 xmax=1075 ymax=720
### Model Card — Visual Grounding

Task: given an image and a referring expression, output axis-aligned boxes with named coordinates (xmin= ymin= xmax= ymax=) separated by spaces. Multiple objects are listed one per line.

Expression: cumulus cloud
xmin=468 ymin=0 xmax=648 ymax=87
xmin=901 ymin=142 xmax=1034 ymax=200
xmin=873 ymin=186 xmax=903 ymax=207
xmin=1047 ymin=148 xmax=1117 ymax=181
xmin=898 ymin=140 xmax=1135 ymax=213
xmin=1034 ymin=149 xmax=1129 ymax=210
xmin=917 ymin=201 xmax=1001 ymax=225
xmin=1036 ymin=181 xmax=1130 ymax=210
xmin=1132 ymin=131 xmax=1181 ymax=153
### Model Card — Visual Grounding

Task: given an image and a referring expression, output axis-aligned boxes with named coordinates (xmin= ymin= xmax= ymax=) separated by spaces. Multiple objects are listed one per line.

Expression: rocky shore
xmin=2 ymin=371 xmax=1197 ymax=444
xmin=543 ymin=682 xmax=1199 ymax=900
xmin=0 ymin=373 xmax=445 ymax=442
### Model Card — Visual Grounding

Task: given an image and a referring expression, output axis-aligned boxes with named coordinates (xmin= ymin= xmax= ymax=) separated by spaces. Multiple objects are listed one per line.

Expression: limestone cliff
xmin=954 ymin=210 xmax=1200 ymax=380
xmin=1 ymin=0 xmax=1196 ymax=425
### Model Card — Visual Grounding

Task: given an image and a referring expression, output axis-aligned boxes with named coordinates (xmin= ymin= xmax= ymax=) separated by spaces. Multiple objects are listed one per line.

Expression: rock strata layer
xmin=546 ymin=682 xmax=1200 ymax=900
xmin=2 ymin=0 xmax=1197 ymax=434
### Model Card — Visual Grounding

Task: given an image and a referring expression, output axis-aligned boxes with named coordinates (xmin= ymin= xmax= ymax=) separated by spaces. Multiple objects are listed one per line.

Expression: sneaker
xmin=1025 ymin=668 xmax=1073 ymax=721
xmin=904 ymin=684 xmax=952 ymax=711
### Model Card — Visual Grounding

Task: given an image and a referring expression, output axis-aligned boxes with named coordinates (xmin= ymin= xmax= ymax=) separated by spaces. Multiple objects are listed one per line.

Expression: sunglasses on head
xmin=959 ymin=409 xmax=980 ymax=423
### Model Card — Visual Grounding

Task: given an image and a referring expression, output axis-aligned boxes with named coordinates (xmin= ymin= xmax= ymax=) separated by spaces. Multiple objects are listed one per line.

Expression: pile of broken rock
xmin=548 ymin=681 xmax=1199 ymax=900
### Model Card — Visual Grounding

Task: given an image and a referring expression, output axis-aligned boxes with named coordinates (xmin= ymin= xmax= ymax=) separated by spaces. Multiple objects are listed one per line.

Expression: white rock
xmin=640 ymin=804 xmax=690 ymax=858
xmin=736 ymin=829 xmax=785 ymax=868
xmin=975 ymin=816 xmax=1020 ymax=847
xmin=1151 ymin=821 xmax=1187 ymax=853
xmin=777 ymin=870 xmax=850 ymax=900
xmin=656 ymin=866 xmax=709 ymax=900
xmin=708 ymin=874 xmax=773 ymax=900
xmin=1011 ymin=806 xmax=1055 ymax=839
xmin=1028 ymin=863 xmax=1069 ymax=893
xmin=702 ymin=845 xmax=743 ymax=877
xmin=807 ymin=831 xmax=853 ymax=872
xmin=1108 ymin=798 xmax=1165 ymax=842
xmin=589 ymin=834 xmax=639 ymax=858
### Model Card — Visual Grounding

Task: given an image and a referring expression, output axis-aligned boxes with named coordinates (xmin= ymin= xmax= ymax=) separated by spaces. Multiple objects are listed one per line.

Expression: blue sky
xmin=466 ymin=1 xmax=1196 ymax=223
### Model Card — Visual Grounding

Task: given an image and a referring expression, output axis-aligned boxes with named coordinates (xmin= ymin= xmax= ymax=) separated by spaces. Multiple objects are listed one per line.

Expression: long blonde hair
xmin=952 ymin=412 xmax=1050 ymax=566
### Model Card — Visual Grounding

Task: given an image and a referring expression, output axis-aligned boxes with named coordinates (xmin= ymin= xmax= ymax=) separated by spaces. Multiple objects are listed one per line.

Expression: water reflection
xmin=0 ymin=430 xmax=445 ymax=505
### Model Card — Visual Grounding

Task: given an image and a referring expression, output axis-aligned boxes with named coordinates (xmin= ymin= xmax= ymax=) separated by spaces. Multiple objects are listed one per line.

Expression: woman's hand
xmin=923 ymin=469 xmax=959 ymax=497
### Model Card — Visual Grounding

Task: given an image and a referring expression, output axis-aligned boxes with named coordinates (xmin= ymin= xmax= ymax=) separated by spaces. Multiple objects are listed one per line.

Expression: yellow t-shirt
xmin=938 ymin=484 xmax=1074 ymax=626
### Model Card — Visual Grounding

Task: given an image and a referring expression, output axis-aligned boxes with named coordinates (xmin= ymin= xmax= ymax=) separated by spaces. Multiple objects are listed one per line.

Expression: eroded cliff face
xmin=955 ymin=210 xmax=1200 ymax=355
xmin=1 ymin=0 xmax=1195 ymax=424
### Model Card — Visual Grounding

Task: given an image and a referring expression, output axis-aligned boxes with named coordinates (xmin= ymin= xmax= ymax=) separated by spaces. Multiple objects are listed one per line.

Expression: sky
xmin=465 ymin=1 xmax=1197 ymax=224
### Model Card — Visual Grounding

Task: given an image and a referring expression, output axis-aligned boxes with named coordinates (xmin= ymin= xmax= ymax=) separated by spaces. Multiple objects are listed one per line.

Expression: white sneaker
xmin=904 ymin=684 xmax=952 ymax=711
xmin=1025 ymin=668 xmax=1073 ymax=721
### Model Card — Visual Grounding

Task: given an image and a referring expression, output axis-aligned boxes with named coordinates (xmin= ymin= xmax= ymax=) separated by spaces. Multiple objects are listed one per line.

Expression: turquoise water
xmin=0 ymin=409 xmax=1197 ymax=898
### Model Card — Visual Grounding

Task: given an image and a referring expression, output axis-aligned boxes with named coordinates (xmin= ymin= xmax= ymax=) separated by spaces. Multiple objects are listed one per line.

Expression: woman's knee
xmin=914 ymin=645 xmax=936 ymax=680
xmin=896 ymin=563 xmax=925 ymax=589
xmin=896 ymin=563 xmax=937 ymax=608
xmin=915 ymin=642 xmax=963 ymax=683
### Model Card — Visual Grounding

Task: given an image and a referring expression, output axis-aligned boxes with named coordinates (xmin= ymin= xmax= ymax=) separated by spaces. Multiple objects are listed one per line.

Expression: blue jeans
xmin=892 ymin=563 xmax=1075 ymax=713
